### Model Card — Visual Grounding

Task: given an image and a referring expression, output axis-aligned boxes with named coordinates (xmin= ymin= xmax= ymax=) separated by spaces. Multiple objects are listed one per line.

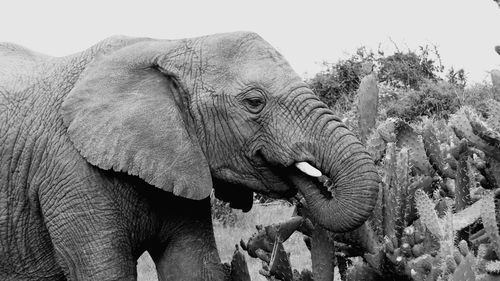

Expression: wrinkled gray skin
xmin=0 ymin=32 xmax=379 ymax=281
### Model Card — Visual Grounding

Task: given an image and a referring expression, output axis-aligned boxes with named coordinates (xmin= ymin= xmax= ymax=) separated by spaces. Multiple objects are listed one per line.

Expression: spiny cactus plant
xmin=414 ymin=190 xmax=445 ymax=239
xmin=412 ymin=188 xmax=493 ymax=280
xmin=491 ymin=69 xmax=500 ymax=96
xmin=481 ymin=191 xmax=500 ymax=259
xmin=450 ymin=106 xmax=500 ymax=162
xmin=366 ymin=118 xmax=433 ymax=175
xmin=485 ymin=260 xmax=500 ymax=276
xmin=451 ymin=246 xmax=476 ymax=281
xmin=232 ymin=245 xmax=251 ymax=281
xmin=358 ymin=71 xmax=379 ymax=144
xmin=241 ymin=216 xmax=304 ymax=259
xmin=310 ymin=226 xmax=335 ymax=281
xmin=422 ymin=121 xmax=455 ymax=180
xmin=264 ymin=238 xmax=293 ymax=281
xmin=482 ymin=100 xmax=500 ymax=132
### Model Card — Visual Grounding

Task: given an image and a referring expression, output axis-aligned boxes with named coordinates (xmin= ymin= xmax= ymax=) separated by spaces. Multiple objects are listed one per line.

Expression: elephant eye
xmin=243 ymin=97 xmax=266 ymax=114
xmin=242 ymin=90 xmax=266 ymax=114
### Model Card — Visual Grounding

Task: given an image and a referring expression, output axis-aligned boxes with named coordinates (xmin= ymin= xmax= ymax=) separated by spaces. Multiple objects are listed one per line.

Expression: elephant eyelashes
xmin=242 ymin=90 xmax=266 ymax=114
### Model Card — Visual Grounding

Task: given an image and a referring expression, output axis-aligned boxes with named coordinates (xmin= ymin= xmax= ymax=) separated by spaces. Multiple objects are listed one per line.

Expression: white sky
xmin=2 ymin=0 xmax=499 ymax=83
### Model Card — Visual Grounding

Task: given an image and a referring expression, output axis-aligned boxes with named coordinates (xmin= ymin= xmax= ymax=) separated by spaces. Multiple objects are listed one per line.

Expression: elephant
xmin=0 ymin=32 xmax=379 ymax=281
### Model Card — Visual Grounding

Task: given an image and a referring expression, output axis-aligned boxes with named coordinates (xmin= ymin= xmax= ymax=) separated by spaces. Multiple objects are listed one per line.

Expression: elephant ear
xmin=61 ymin=42 xmax=212 ymax=200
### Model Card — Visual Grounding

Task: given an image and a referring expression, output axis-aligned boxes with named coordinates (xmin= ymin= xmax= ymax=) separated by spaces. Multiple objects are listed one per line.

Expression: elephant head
xmin=62 ymin=32 xmax=379 ymax=232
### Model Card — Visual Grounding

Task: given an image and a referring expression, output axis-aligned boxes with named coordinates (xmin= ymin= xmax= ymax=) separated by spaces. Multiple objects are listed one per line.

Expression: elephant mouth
xmin=253 ymin=148 xmax=378 ymax=233
xmin=251 ymin=150 xmax=334 ymax=197
xmin=291 ymin=163 xmax=334 ymax=198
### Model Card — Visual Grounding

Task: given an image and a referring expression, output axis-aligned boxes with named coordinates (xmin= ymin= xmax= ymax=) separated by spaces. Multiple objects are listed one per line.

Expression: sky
xmin=1 ymin=0 xmax=499 ymax=83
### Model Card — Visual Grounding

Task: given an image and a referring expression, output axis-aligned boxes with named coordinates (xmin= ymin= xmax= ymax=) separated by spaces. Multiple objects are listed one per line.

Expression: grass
xmin=136 ymin=202 xmax=311 ymax=281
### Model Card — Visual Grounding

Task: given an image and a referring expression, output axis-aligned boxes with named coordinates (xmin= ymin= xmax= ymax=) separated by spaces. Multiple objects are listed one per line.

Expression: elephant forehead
xmin=205 ymin=34 xmax=303 ymax=93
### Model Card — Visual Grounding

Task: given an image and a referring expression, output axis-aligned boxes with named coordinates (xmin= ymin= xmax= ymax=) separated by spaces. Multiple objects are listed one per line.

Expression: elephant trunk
xmin=292 ymin=113 xmax=379 ymax=233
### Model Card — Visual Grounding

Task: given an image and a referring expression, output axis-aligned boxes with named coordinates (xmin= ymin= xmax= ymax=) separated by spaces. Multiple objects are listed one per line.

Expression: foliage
xmin=377 ymin=45 xmax=443 ymax=90
xmin=460 ymin=83 xmax=500 ymax=117
xmin=307 ymin=43 xmax=472 ymax=127
xmin=385 ymin=79 xmax=462 ymax=122
xmin=306 ymin=47 xmax=375 ymax=112
xmin=446 ymin=67 xmax=467 ymax=89
xmin=212 ymin=196 xmax=238 ymax=227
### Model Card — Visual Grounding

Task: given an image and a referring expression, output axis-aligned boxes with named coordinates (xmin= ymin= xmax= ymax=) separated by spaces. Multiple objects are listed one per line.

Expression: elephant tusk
xmin=295 ymin=162 xmax=322 ymax=177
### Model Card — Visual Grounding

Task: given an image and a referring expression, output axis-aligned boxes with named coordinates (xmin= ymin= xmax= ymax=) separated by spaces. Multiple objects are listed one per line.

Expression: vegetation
xmin=231 ymin=44 xmax=500 ymax=280
xmin=307 ymin=44 xmax=470 ymax=123
xmin=212 ymin=196 xmax=238 ymax=227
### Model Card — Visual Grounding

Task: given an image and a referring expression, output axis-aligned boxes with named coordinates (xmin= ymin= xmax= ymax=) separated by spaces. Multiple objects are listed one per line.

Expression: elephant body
xmin=0 ymin=39 xmax=222 ymax=280
xmin=0 ymin=33 xmax=379 ymax=280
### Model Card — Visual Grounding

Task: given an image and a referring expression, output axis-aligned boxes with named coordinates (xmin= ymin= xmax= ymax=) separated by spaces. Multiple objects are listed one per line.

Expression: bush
xmin=307 ymin=44 xmax=455 ymax=117
xmin=307 ymin=47 xmax=375 ymax=113
xmin=211 ymin=197 xmax=237 ymax=227
xmin=377 ymin=45 xmax=443 ymax=90
xmin=385 ymin=79 xmax=461 ymax=122
xmin=460 ymin=82 xmax=499 ymax=117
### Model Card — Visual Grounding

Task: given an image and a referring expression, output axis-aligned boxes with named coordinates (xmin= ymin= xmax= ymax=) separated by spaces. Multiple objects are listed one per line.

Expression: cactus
xmin=452 ymin=253 xmax=476 ymax=281
xmin=458 ymin=240 xmax=469 ymax=256
xmin=311 ymin=226 xmax=335 ymax=281
xmin=422 ymin=120 xmax=456 ymax=179
xmin=395 ymin=121 xmax=433 ymax=176
xmin=358 ymin=72 xmax=379 ymax=143
xmin=450 ymin=107 xmax=500 ymax=162
xmin=240 ymin=100 xmax=500 ymax=281
xmin=412 ymin=189 xmax=490 ymax=280
xmin=366 ymin=118 xmax=433 ymax=175
xmin=366 ymin=117 xmax=398 ymax=162
xmin=415 ymin=189 xmax=444 ymax=239
xmin=481 ymin=191 xmax=500 ymax=260
xmin=348 ymin=104 xmax=498 ymax=280
xmin=483 ymin=100 xmax=500 ymax=133
xmin=470 ymin=119 xmax=500 ymax=148
xmin=455 ymin=140 xmax=472 ymax=211
xmin=491 ymin=69 xmax=500 ymax=96
xmin=485 ymin=261 xmax=500 ymax=275
xmin=440 ymin=207 xmax=457 ymax=258
xmin=452 ymin=197 xmax=483 ymax=230
xmin=241 ymin=216 xmax=304 ymax=258
xmin=415 ymin=190 xmax=483 ymax=237
xmin=382 ymin=143 xmax=398 ymax=238
xmin=377 ymin=118 xmax=398 ymax=143
xmin=366 ymin=128 xmax=387 ymax=162
xmin=448 ymin=104 xmax=500 ymax=190
xmin=450 ymin=107 xmax=488 ymax=145
xmin=267 ymin=238 xmax=293 ymax=281
xmin=230 ymin=245 xmax=251 ymax=281
xmin=373 ymin=143 xmax=422 ymax=240
xmin=396 ymin=148 xmax=412 ymax=238
xmin=476 ymin=243 xmax=499 ymax=273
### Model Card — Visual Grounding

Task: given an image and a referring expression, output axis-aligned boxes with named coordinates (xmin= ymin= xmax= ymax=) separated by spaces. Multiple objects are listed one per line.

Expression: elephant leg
xmin=42 ymin=190 xmax=137 ymax=280
xmin=48 ymin=219 xmax=137 ymax=281
xmin=151 ymin=200 xmax=226 ymax=281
